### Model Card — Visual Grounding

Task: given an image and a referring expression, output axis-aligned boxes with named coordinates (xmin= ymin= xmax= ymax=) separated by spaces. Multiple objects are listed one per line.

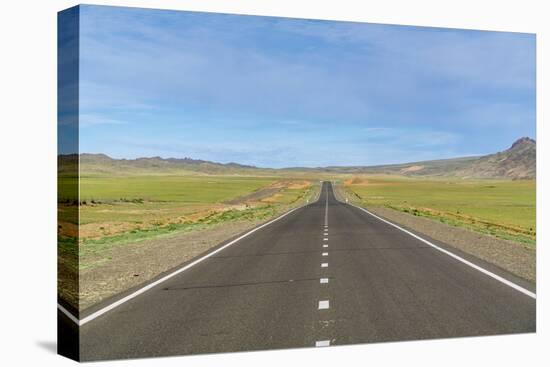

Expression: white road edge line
xmin=315 ymin=340 xmax=330 ymax=347
xmin=58 ymin=205 xmax=305 ymax=326
xmin=58 ymin=304 xmax=80 ymax=324
xmin=350 ymin=204 xmax=536 ymax=299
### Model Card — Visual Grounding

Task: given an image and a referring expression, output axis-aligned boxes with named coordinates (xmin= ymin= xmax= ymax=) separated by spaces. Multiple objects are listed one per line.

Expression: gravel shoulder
xmin=367 ymin=206 xmax=536 ymax=283
xmin=79 ymin=215 xmax=281 ymax=310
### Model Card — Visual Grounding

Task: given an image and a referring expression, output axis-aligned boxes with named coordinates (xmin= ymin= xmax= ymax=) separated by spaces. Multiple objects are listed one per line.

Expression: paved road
xmin=71 ymin=182 xmax=535 ymax=361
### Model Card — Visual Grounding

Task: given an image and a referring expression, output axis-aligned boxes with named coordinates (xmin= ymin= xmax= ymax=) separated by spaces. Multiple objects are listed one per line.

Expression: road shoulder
xmin=366 ymin=206 xmax=536 ymax=284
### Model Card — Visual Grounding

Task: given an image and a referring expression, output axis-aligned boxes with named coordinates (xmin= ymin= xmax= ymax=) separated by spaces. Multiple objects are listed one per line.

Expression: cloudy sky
xmin=73 ymin=5 xmax=535 ymax=168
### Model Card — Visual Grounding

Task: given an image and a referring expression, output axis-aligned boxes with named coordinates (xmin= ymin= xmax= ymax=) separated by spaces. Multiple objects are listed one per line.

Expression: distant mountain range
xmin=58 ymin=153 xmax=259 ymax=176
xmin=58 ymin=137 xmax=536 ymax=179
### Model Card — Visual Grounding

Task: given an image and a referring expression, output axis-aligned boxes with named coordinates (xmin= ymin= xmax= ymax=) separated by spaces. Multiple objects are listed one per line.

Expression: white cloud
xmin=79 ymin=113 xmax=127 ymax=127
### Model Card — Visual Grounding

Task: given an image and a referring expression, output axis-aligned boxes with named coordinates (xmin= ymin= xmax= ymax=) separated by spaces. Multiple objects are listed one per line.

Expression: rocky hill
xmin=453 ymin=137 xmax=535 ymax=179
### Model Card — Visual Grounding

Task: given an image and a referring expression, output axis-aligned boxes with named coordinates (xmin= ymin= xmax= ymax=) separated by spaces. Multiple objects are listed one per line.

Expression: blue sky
xmin=74 ymin=5 xmax=535 ymax=168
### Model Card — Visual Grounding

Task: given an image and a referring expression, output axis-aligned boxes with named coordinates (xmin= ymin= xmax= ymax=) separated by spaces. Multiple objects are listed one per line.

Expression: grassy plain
xmin=340 ymin=175 xmax=536 ymax=246
xmin=59 ymin=173 xmax=317 ymax=247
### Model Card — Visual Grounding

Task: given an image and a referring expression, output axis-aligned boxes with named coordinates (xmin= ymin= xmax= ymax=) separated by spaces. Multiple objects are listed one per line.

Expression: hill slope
xmin=454 ymin=137 xmax=535 ymax=179
xmin=320 ymin=137 xmax=536 ymax=179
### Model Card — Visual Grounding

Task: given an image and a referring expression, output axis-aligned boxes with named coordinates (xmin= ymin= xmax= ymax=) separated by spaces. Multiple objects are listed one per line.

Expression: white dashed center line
xmin=324 ymin=187 xmax=328 ymax=227
xmin=315 ymin=340 xmax=330 ymax=347
xmin=317 ymin=185 xmax=333 ymax=349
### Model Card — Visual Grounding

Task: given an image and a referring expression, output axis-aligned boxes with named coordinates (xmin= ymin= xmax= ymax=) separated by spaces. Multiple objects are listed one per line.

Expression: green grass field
xmin=60 ymin=175 xmax=277 ymax=203
xmin=58 ymin=174 xmax=317 ymax=243
xmin=342 ymin=176 xmax=536 ymax=246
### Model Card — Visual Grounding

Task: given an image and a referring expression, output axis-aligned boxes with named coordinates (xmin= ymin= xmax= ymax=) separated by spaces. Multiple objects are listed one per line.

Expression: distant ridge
xmin=58 ymin=137 xmax=536 ymax=179
xmin=59 ymin=153 xmax=260 ymax=175
xmin=316 ymin=137 xmax=535 ymax=179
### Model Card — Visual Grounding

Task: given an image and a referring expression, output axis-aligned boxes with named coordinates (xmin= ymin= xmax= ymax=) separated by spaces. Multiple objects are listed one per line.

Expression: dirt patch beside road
xmin=368 ymin=206 xmax=536 ymax=283
xmin=224 ymin=187 xmax=280 ymax=205
xmin=224 ymin=180 xmax=312 ymax=205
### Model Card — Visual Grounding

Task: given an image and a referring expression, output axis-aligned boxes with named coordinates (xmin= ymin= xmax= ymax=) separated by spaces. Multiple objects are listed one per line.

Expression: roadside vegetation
xmin=340 ymin=175 xmax=536 ymax=246
xmin=58 ymin=174 xmax=318 ymax=264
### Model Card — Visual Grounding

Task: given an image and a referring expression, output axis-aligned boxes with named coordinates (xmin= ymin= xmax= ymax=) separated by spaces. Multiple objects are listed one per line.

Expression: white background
xmin=0 ymin=0 xmax=548 ymax=365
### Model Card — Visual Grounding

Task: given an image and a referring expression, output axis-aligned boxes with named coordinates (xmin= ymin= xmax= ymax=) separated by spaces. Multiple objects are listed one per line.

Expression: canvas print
xmin=57 ymin=4 xmax=536 ymax=362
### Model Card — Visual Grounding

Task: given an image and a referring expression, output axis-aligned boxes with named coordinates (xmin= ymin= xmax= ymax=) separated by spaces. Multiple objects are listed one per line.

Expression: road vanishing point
xmin=59 ymin=182 xmax=535 ymax=361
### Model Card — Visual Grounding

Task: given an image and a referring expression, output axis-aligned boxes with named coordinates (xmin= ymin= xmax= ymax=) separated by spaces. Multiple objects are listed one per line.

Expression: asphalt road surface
xmin=66 ymin=182 xmax=535 ymax=361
